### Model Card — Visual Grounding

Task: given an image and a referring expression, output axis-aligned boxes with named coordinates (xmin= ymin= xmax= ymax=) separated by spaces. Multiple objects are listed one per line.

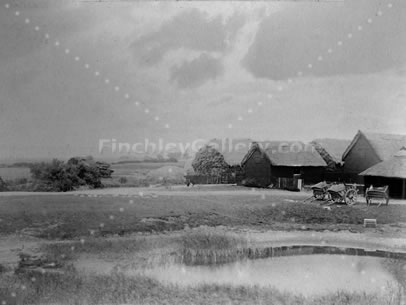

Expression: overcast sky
xmin=0 ymin=0 xmax=405 ymax=159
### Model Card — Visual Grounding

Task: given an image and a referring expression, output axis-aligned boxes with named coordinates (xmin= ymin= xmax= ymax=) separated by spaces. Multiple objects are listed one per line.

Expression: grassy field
xmin=1 ymin=190 xmax=406 ymax=238
xmin=1 ymin=189 xmax=406 ymax=304
xmin=0 ymin=167 xmax=31 ymax=180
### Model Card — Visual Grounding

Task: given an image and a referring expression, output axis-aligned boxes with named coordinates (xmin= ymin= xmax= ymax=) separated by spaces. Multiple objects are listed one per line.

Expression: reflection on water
xmin=140 ymin=255 xmax=397 ymax=296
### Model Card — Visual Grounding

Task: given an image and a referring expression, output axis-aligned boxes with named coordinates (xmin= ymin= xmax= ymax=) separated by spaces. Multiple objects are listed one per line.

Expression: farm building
xmin=342 ymin=131 xmax=406 ymax=183
xmin=266 ymin=147 xmax=327 ymax=185
xmin=241 ymin=142 xmax=327 ymax=188
xmin=359 ymin=148 xmax=406 ymax=199
xmin=240 ymin=142 xmax=271 ymax=187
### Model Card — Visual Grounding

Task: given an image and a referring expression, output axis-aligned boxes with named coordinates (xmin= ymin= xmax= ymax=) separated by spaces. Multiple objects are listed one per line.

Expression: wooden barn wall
xmin=342 ymin=135 xmax=381 ymax=178
xmin=301 ymin=167 xmax=326 ymax=184
xmin=271 ymin=166 xmax=325 ymax=184
xmin=242 ymin=150 xmax=271 ymax=187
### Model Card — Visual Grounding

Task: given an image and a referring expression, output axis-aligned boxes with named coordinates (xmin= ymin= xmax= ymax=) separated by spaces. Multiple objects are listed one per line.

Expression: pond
xmin=140 ymin=254 xmax=400 ymax=296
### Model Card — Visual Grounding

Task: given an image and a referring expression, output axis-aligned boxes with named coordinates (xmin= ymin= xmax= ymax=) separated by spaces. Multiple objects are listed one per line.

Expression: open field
xmin=111 ymin=162 xmax=185 ymax=176
xmin=106 ymin=162 xmax=186 ymax=187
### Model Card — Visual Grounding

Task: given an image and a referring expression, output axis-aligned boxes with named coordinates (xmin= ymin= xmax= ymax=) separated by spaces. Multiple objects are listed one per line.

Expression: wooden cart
xmin=310 ymin=181 xmax=332 ymax=201
xmin=365 ymin=185 xmax=389 ymax=207
xmin=326 ymin=183 xmax=358 ymax=206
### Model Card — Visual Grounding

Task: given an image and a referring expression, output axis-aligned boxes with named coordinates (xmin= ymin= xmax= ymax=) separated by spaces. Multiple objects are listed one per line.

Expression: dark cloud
xmin=131 ymin=9 xmax=246 ymax=66
xmin=170 ymin=53 xmax=223 ymax=88
xmin=243 ymin=0 xmax=406 ymax=80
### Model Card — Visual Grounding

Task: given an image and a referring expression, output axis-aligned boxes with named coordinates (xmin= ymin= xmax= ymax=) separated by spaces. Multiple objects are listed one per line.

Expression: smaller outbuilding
xmin=359 ymin=147 xmax=406 ymax=199
xmin=266 ymin=148 xmax=327 ymax=185
xmin=241 ymin=142 xmax=327 ymax=188
xmin=240 ymin=142 xmax=271 ymax=187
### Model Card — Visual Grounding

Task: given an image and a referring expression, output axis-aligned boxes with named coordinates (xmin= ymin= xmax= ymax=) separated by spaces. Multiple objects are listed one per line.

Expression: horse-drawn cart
xmin=365 ymin=185 xmax=389 ymax=207
xmin=310 ymin=181 xmax=332 ymax=201
xmin=326 ymin=183 xmax=358 ymax=206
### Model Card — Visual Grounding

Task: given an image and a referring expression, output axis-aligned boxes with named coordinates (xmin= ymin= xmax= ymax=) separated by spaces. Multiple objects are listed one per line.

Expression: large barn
xmin=359 ymin=148 xmax=406 ymax=199
xmin=342 ymin=131 xmax=406 ymax=183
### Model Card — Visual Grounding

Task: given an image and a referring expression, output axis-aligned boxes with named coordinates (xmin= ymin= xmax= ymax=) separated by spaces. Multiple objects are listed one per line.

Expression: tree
xmin=192 ymin=145 xmax=229 ymax=176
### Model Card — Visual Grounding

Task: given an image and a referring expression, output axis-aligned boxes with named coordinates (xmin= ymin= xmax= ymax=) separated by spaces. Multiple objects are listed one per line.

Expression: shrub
xmin=29 ymin=157 xmax=113 ymax=192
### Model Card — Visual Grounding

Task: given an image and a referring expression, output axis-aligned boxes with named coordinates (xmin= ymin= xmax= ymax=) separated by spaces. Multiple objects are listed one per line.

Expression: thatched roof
xmin=343 ymin=131 xmax=406 ymax=161
xmin=265 ymin=149 xmax=327 ymax=167
xmin=359 ymin=148 xmax=406 ymax=179
xmin=240 ymin=142 xmax=269 ymax=166
xmin=311 ymin=138 xmax=351 ymax=163
xmin=257 ymin=141 xmax=305 ymax=154
xmin=207 ymin=138 xmax=254 ymax=166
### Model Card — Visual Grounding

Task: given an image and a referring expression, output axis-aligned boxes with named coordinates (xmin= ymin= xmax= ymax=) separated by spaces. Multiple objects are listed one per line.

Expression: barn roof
xmin=240 ymin=142 xmax=269 ymax=166
xmin=240 ymin=141 xmax=308 ymax=167
xmin=343 ymin=131 xmax=406 ymax=161
xmin=257 ymin=141 xmax=304 ymax=153
xmin=359 ymin=148 xmax=406 ymax=179
xmin=311 ymin=138 xmax=351 ymax=163
xmin=265 ymin=149 xmax=327 ymax=167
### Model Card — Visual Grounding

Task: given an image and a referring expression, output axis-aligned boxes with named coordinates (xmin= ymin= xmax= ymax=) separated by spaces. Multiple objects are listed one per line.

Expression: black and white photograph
xmin=1 ymin=0 xmax=406 ymax=304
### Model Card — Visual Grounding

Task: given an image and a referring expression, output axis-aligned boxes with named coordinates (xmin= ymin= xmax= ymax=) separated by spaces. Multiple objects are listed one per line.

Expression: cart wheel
xmin=345 ymin=189 xmax=358 ymax=206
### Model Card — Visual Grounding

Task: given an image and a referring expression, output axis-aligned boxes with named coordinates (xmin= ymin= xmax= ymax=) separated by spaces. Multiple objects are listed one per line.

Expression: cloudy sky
xmin=0 ymin=0 xmax=405 ymax=159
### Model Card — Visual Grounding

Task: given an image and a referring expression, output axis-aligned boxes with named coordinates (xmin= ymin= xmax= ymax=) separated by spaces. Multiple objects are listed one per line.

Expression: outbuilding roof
xmin=265 ymin=149 xmax=327 ymax=167
xmin=359 ymin=148 xmax=406 ymax=179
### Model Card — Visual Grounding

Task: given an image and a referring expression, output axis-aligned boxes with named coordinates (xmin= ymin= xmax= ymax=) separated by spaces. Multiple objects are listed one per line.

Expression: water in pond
xmin=140 ymin=255 xmax=398 ymax=296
